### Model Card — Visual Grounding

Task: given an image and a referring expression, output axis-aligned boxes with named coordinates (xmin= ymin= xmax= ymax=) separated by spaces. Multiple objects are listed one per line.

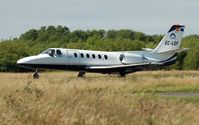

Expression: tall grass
xmin=0 ymin=70 xmax=199 ymax=125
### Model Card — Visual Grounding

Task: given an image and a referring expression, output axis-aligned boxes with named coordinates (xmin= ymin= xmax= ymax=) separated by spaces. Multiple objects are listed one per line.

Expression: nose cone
xmin=17 ymin=56 xmax=38 ymax=69
xmin=17 ymin=56 xmax=36 ymax=65
xmin=17 ymin=54 xmax=49 ymax=69
xmin=17 ymin=57 xmax=29 ymax=68
xmin=17 ymin=58 xmax=25 ymax=64
xmin=17 ymin=57 xmax=30 ymax=65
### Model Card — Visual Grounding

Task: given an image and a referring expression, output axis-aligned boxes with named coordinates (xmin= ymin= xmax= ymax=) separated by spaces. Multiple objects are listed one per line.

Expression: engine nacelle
xmin=120 ymin=53 xmax=143 ymax=64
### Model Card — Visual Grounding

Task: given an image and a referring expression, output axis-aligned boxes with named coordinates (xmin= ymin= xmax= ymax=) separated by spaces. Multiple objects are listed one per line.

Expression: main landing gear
xmin=119 ymin=71 xmax=126 ymax=77
xmin=33 ymin=69 xmax=39 ymax=79
xmin=78 ymin=71 xmax=86 ymax=77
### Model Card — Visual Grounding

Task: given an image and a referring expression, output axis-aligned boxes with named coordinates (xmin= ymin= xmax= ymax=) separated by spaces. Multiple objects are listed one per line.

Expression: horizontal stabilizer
xmin=142 ymin=48 xmax=154 ymax=51
xmin=158 ymin=48 xmax=190 ymax=54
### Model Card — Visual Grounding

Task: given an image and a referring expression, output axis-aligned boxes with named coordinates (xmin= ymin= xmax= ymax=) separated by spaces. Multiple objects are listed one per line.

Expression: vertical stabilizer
xmin=152 ymin=25 xmax=185 ymax=54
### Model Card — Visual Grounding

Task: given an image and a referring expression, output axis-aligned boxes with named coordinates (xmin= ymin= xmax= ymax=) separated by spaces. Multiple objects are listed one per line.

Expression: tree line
xmin=0 ymin=25 xmax=199 ymax=72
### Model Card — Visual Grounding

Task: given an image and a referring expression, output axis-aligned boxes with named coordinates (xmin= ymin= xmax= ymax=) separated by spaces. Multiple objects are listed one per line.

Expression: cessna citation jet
xmin=17 ymin=25 xmax=189 ymax=79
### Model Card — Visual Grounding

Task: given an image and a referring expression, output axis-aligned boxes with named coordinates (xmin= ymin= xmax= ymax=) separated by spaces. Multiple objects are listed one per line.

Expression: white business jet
xmin=17 ymin=25 xmax=188 ymax=79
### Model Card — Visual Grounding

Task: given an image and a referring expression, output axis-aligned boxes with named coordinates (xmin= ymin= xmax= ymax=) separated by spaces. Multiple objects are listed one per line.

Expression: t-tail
xmin=152 ymin=25 xmax=188 ymax=54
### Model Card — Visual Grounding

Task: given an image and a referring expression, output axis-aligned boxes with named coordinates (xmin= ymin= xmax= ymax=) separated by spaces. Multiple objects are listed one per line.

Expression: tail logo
xmin=170 ymin=33 xmax=176 ymax=40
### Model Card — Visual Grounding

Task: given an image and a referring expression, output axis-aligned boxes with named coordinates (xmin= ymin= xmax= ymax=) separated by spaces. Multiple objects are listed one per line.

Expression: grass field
xmin=1 ymin=70 xmax=199 ymax=125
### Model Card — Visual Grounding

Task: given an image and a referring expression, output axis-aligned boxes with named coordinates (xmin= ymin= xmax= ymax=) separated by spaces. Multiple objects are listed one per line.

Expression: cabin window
xmin=80 ymin=53 xmax=84 ymax=58
xmin=119 ymin=54 xmax=125 ymax=61
xmin=56 ymin=50 xmax=62 ymax=56
xmin=92 ymin=54 xmax=95 ymax=59
xmin=104 ymin=55 xmax=108 ymax=60
xmin=86 ymin=54 xmax=90 ymax=58
xmin=98 ymin=54 xmax=101 ymax=59
xmin=74 ymin=53 xmax=78 ymax=58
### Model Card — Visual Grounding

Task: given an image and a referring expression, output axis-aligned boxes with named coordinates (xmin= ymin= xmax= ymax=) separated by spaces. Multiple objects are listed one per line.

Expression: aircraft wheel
xmin=119 ymin=71 xmax=126 ymax=77
xmin=33 ymin=72 xmax=39 ymax=79
xmin=78 ymin=71 xmax=86 ymax=77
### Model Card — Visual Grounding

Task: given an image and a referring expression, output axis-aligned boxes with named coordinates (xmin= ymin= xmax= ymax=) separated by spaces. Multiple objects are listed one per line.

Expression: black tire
xmin=119 ymin=71 xmax=126 ymax=77
xmin=78 ymin=71 xmax=86 ymax=77
xmin=33 ymin=73 xmax=39 ymax=79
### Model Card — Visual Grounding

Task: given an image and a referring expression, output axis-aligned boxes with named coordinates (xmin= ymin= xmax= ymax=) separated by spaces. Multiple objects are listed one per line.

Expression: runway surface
xmin=157 ymin=92 xmax=199 ymax=97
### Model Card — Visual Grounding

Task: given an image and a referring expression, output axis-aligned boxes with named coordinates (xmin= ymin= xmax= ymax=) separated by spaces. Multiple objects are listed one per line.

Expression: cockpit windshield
xmin=42 ymin=49 xmax=55 ymax=56
xmin=42 ymin=49 xmax=62 ymax=56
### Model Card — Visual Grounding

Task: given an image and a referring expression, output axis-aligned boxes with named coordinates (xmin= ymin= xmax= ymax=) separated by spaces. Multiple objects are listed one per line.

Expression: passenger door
xmin=67 ymin=50 xmax=80 ymax=65
xmin=54 ymin=49 xmax=68 ymax=65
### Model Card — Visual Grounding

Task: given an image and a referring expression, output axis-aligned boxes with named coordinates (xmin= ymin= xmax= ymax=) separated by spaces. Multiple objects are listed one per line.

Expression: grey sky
xmin=0 ymin=0 xmax=198 ymax=39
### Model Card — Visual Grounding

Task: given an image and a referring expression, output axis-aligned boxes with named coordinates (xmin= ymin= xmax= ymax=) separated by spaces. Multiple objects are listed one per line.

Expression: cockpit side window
xmin=56 ymin=50 xmax=62 ymax=56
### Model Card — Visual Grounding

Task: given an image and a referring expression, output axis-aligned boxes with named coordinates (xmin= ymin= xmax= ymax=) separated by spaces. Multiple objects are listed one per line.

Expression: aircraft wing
xmin=86 ymin=62 xmax=151 ymax=70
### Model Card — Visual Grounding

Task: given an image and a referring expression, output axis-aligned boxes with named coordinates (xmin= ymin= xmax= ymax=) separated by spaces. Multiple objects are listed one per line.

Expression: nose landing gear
xmin=33 ymin=69 xmax=39 ymax=79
